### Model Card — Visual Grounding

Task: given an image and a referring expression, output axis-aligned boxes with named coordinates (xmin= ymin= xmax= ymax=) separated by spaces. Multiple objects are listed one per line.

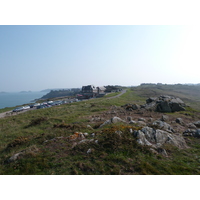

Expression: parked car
xmin=12 ymin=107 xmax=24 ymax=112
xmin=23 ymin=105 xmax=30 ymax=110
xmin=33 ymin=103 xmax=40 ymax=107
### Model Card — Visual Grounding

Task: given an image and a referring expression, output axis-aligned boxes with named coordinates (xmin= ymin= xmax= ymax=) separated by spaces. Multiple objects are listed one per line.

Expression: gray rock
xmin=151 ymin=120 xmax=174 ymax=133
xmin=188 ymin=123 xmax=197 ymax=129
xmin=176 ymin=118 xmax=184 ymax=125
xmin=99 ymin=120 xmax=111 ymax=128
xmin=142 ymin=95 xmax=186 ymax=112
xmin=161 ymin=115 xmax=169 ymax=122
xmin=8 ymin=152 xmax=24 ymax=163
xmin=156 ymin=101 xmax=171 ymax=112
xmin=146 ymin=97 xmax=158 ymax=104
xmin=127 ymin=116 xmax=132 ymax=122
xmin=137 ymin=121 xmax=147 ymax=126
xmin=87 ymin=125 xmax=94 ymax=130
xmin=111 ymin=116 xmax=126 ymax=124
xmin=129 ymin=120 xmax=137 ymax=125
xmin=138 ymin=118 xmax=146 ymax=122
xmin=193 ymin=121 xmax=200 ymax=128
xmin=170 ymin=102 xmax=185 ymax=112
xmin=134 ymin=126 xmax=187 ymax=149
xmin=194 ymin=129 xmax=200 ymax=138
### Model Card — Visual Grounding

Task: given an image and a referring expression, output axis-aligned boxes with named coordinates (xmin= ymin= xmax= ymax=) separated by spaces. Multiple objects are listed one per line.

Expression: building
xmin=77 ymin=85 xmax=106 ymax=99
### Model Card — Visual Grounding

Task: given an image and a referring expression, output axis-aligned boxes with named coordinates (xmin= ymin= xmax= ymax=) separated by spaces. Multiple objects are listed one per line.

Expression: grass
xmin=1 ymin=87 xmax=200 ymax=174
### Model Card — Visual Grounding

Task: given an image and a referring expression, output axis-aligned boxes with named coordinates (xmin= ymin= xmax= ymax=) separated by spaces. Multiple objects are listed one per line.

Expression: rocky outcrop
xmin=122 ymin=103 xmax=140 ymax=111
xmin=134 ymin=126 xmax=188 ymax=156
xmin=193 ymin=121 xmax=200 ymax=128
xmin=142 ymin=95 xmax=186 ymax=112
xmin=151 ymin=120 xmax=174 ymax=133
xmin=99 ymin=117 xmax=126 ymax=128
xmin=183 ymin=129 xmax=200 ymax=138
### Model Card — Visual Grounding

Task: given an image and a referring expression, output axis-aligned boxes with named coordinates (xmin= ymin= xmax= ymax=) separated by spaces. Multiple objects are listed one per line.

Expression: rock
xmin=170 ymin=103 xmax=185 ymax=112
xmin=129 ymin=120 xmax=137 ymax=125
xmin=99 ymin=117 xmax=126 ymax=128
xmin=95 ymin=140 xmax=98 ymax=144
xmin=151 ymin=120 xmax=174 ymax=133
xmin=157 ymin=148 xmax=168 ymax=157
xmin=156 ymin=101 xmax=172 ymax=112
xmin=83 ymin=132 xmax=89 ymax=137
xmin=137 ymin=121 xmax=147 ymax=126
xmin=99 ymin=120 xmax=111 ymax=128
xmin=91 ymin=133 xmax=95 ymax=137
xmin=194 ymin=129 xmax=200 ymax=138
xmin=193 ymin=121 xmax=200 ymax=128
xmin=87 ymin=148 xmax=92 ymax=154
xmin=127 ymin=116 xmax=132 ymax=122
xmin=148 ymin=118 xmax=154 ymax=122
xmin=142 ymin=95 xmax=186 ymax=112
xmin=146 ymin=97 xmax=158 ymax=104
xmin=134 ymin=126 xmax=187 ymax=149
xmin=87 ymin=125 xmax=94 ymax=130
xmin=123 ymin=103 xmax=140 ymax=111
xmin=176 ymin=118 xmax=184 ymax=125
xmin=188 ymin=123 xmax=197 ymax=129
xmin=161 ymin=115 xmax=169 ymax=122
xmin=138 ymin=118 xmax=146 ymax=122
xmin=111 ymin=116 xmax=126 ymax=124
xmin=7 ymin=152 xmax=24 ymax=163
xmin=183 ymin=129 xmax=196 ymax=136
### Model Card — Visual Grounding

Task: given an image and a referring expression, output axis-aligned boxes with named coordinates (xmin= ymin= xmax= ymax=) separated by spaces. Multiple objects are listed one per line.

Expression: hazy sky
xmin=0 ymin=25 xmax=200 ymax=92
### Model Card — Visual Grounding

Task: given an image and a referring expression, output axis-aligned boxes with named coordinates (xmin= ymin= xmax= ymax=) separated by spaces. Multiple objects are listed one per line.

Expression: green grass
xmin=1 ymin=87 xmax=200 ymax=174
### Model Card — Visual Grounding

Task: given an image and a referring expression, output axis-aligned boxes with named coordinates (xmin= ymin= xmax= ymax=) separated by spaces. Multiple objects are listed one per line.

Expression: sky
xmin=0 ymin=25 xmax=200 ymax=92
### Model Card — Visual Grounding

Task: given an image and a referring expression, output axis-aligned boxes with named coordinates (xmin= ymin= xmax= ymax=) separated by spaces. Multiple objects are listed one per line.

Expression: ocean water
xmin=0 ymin=92 xmax=47 ymax=109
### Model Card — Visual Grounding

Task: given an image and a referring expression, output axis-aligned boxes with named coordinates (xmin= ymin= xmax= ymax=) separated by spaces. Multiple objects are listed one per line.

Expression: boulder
xmin=194 ymin=129 xmax=200 ymax=138
xmin=156 ymin=101 xmax=171 ymax=112
xmin=161 ymin=115 xmax=169 ymax=122
xmin=193 ymin=121 xmax=200 ymax=128
xmin=134 ymin=126 xmax=187 ymax=149
xmin=170 ymin=102 xmax=185 ymax=112
xmin=123 ymin=103 xmax=140 ymax=111
xmin=111 ymin=116 xmax=126 ymax=124
xmin=99 ymin=117 xmax=126 ymax=128
xmin=151 ymin=120 xmax=174 ymax=133
xmin=142 ymin=95 xmax=186 ymax=112
xmin=188 ymin=123 xmax=197 ymax=129
xmin=183 ymin=129 xmax=200 ymax=138
xmin=176 ymin=118 xmax=184 ymax=126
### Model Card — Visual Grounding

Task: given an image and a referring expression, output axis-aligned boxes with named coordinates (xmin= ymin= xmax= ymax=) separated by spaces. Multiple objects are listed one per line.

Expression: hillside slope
xmin=1 ymin=87 xmax=200 ymax=175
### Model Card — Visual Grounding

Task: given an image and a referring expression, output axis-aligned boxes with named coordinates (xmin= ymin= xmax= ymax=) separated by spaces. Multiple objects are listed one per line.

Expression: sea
xmin=0 ymin=91 xmax=47 ymax=109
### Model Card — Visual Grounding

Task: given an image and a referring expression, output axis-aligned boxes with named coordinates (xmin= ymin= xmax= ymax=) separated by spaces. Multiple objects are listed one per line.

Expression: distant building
xmin=77 ymin=85 xmax=106 ymax=99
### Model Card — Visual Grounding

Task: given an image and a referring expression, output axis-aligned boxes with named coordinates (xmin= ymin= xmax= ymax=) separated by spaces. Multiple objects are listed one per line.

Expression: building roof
xmin=97 ymin=86 xmax=106 ymax=90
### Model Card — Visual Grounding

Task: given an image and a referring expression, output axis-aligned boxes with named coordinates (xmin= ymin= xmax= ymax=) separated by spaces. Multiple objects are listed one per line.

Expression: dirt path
xmin=106 ymin=89 xmax=127 ymax=99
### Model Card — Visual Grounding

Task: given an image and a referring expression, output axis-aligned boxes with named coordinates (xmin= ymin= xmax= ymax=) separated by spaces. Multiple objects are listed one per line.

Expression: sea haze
xmin=0 ymin=91 xmax=47 ymax=109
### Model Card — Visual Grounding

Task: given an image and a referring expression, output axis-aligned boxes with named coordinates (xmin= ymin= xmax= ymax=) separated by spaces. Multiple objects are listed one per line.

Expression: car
xmin=36 ymin=105 xmax=46 ymax=109
xmin=23 ymin=105 xmax=30 ymax=110
xmin=12 ymin=107 xmax=24 ymax=112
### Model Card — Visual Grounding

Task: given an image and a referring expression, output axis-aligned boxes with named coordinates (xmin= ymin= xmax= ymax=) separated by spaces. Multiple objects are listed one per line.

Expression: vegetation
xmin=40 ymin=88 xmax=81 ymax=99
xmin=1 ymin=84 xmax=200 ymax=174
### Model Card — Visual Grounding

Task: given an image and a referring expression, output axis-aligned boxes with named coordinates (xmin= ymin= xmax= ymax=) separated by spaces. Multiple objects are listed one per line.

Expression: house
xmin=77 ymin=85 xmax=106 ymax=99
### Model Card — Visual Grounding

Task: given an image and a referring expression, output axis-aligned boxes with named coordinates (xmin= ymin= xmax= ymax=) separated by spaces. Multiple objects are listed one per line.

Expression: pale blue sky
xmin=0 ymin=25 xmax=200 ymax=92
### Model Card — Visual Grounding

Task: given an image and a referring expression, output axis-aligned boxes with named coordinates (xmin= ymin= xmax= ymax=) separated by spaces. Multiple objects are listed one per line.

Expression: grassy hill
xmin=1 ymin=86 xmax=200 ymax=175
